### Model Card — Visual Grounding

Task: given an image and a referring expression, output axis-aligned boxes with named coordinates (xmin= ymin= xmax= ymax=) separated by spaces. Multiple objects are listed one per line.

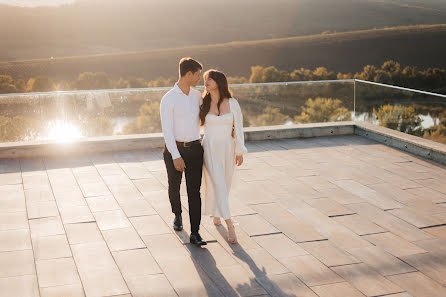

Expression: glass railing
xmin=0 ymin=80 xmax=355 ymax=143
xmin=355 ymin=79 xmax=446 ymax=145
xmin=0 ymin=79 xmax=445 ymax=145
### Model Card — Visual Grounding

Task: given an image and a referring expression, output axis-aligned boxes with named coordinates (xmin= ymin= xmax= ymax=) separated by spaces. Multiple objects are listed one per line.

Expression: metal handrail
xmin=354 ymin=79 xmax=446 ymax=98
xmin=0 ymin=78 xmax=444 ymax=100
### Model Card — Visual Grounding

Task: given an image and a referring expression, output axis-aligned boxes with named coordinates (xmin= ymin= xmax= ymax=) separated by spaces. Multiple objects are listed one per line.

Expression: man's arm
xmin=160 ymin=96 xmax=181 ymax=160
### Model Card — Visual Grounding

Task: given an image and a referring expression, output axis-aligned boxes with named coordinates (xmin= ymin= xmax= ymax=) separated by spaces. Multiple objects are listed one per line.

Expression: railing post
xmin=353 ymin=79 xmax=356 ymax=115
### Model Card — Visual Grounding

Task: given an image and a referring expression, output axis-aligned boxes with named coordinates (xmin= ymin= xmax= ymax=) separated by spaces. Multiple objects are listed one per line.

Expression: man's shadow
xmin=187 ymin=226 xmax=298 ymax=297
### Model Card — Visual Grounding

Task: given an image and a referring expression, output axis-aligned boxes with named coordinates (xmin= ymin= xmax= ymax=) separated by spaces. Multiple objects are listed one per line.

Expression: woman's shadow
xmin=187 ymin=225 xmax=299 ymax=297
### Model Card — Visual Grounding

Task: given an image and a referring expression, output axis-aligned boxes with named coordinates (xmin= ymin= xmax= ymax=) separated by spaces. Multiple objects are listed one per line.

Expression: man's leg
xmin=183 ymin=144 xmax=204 ymax=234
xmin=163 ymin=148 xmax=183 ymax=216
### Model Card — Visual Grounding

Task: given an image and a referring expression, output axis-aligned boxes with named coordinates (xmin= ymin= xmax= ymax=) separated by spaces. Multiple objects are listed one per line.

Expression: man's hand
xmin=235 ymin=155 xmax=243 ymax=166
xmin=173 ymin=157 xmax=186 ymax=172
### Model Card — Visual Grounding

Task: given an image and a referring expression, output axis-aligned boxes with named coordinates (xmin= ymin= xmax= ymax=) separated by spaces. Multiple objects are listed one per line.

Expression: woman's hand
xmin=236 ymin=155 xmax=243 ymax=166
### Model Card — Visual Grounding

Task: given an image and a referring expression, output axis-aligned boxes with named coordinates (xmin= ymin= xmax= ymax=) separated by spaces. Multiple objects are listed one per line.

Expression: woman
xmin=200 ymin=69 xmax=248 ymax=244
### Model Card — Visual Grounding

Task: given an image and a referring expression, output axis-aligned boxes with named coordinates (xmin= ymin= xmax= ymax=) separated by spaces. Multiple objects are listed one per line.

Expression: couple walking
xmin=160 ymin=57 xmax=247 ymax=246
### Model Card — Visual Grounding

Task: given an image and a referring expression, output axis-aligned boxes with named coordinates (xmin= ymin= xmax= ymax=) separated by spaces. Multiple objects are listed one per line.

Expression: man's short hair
xmin=179 ymin=58 xmax=203 ymax=77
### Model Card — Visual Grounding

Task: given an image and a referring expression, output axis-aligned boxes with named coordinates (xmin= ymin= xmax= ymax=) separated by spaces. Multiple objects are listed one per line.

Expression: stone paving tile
xmin=304 ymin=197 xmax=356 ymax=217
xmin=0 ymin=211 xmax=28 ymax=231
xmin=130 ymin=214 xmax=172 ymax=236
xmin=256 ymin=273 xmax=318 ymax=297
xmin=278 ymin=254 xmax=344 ymax=287
xmin=93 ymin=209 xmax=131 ymax=230
xmin=112 ymin=248 xmax=162 ymax=277
xmin=119 ymin=199 xmax=157 ymax=217
xmin=232 ymin=248 xmax=290 ymax=277
xmin=65 ymin=222 xmax=103 ymax=245
xmin=362 ymin=232 xmax=427 ymax=257
xmin=299 ymin=240 xmax=361 ymax=267
xmin=250 ymin=203 xmax=326 ymax=242
xmin=0 ymin=228 xmax=32 ymax=252
xmin=331 ymin=263 xmax=404 ymax=297
xmin=40 ymin=284 xmax=86 ymax=297
xmin=36 ymin=257 xmax=81 ymax=288
xmin=79 ymin=182 xmax=111 ymax=197
xmin=29 ymin=216 xmax=65 ymax=238
xmin=310 ymin=282 xmax=367 ymax=297
xmin=400 ymin=252 xmax=446 ymax=285
xmin=26 ymin=200 xmax=59 ymax=219
xmin=102 ymin=227 xmax=146 ymax=251
xmin=333 ymin=180 xmax=403 ymax=210
xmin=203 ymin=264 xmax=267 ymax=297
xmin=0 ymin=172 xmax=22 ymax=185
xmin=85 ymin=195 xmax=120 ymax=212
xmin=253 ymin=233 xmax=309 ymax=259
xmin=347 ymin=246 xmax=417 ymax=276
xmin=59 ymin=205 xmax=95 ymax=224
xmin=32 ymin=234 xmax=72 ymax=260
xmin=125 ymin=274 xmax=178 ymax=297
xmin=331 ymin=214 xmax=386 ymax=236
xmin=406 ymin=187 xmax=446 ymax=204
xmin=0 ymin=274 xmax=39 ymax=297
xmin=416 ymin=178 xmax=446 ymax=195
xmin=234 ymin=214 xmax=280 ymax=237
xmin=387 ymin=272 xmax=446 ymax=297
xmin=423 ymin=225 xmax=446 ymax=241
xmin=4 ymin=136 xmax=446 ymax=296
xmin=346 ymin=203 xmax=433 ymax=242
xmin=290 ymin=207 xmax=371 ymax=250
xmin=71 ymin=241 xmax=129 ymax=297
xmin=0 ymin=249 xmax=35 ymax=278
xmin=24 ymin=187 xmax=55 ymax=203
xmin=388 ymin=207 xmax=446 ymax=228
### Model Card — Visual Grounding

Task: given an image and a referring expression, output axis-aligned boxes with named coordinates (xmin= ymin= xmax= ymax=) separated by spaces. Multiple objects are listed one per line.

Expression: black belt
xmin=176 ymin=139 xmax=200 ymax=148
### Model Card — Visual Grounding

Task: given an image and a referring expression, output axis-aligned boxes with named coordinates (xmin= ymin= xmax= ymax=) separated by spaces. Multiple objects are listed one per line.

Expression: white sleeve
xmin=160 ymin=96 xmax=181 ymax=159
xmin=231 ymin=98 xmax=248 ymax=156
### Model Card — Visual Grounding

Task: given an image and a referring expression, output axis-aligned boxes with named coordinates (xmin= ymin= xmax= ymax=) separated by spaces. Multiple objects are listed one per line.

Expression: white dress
xmin=202 ymin=98 xmax=248 ymax=220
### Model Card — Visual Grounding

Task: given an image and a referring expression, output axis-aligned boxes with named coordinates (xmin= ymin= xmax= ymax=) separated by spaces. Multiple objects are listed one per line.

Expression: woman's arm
xmin=231 ymin=98 xmax=248 ymax=156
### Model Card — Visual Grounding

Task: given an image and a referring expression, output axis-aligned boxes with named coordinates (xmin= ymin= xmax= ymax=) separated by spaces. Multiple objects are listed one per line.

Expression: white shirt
xmin=160 ymin=83 xmax=202 ymax=160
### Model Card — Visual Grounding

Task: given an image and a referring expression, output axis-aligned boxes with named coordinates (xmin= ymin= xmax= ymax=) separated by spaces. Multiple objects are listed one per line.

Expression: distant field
xmin=1 ymin=0 xmax=446 ymax=61
xmin=1 ymin=24 xmax=445 ymax=81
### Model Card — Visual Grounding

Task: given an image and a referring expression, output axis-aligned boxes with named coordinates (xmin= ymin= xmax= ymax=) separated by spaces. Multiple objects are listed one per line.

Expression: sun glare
xmin=47 ymin=120 xmax=82 ymax=142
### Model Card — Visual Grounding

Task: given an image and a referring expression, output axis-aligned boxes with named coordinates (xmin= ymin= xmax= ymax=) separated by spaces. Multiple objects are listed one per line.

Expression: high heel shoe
xmin=227 ymin=222 xmax=237 ymax=244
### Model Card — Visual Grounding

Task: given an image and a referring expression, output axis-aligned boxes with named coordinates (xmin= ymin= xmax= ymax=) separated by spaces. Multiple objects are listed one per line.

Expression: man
xmin=160 ymin=57 xmax=207 ymax=246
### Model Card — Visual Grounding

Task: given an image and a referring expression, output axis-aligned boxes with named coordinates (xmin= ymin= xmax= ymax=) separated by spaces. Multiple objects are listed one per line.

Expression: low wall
xmin=1 ymin=121 xmax=445 ymax=166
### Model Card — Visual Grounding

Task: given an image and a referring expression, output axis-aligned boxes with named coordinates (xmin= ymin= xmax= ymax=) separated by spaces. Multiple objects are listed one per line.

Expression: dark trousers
xmin=163 ymin=142 xmax=203 ymax=234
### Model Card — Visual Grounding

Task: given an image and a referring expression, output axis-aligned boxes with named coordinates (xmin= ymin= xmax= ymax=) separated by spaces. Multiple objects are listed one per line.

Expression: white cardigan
xmin=229 ymin=98 xmax=248 ymax=156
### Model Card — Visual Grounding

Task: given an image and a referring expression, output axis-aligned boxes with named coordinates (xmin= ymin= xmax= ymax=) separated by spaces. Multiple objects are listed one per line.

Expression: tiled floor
xmin=1 ymin=135 xmax=446 ymax=297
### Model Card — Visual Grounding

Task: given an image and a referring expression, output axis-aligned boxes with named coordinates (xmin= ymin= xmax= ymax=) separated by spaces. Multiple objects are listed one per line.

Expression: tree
xmin=128 ymin=77 xmax=148 ymax=88
xmin=295 ymin=97 xmax=351 ymax=123
xmin=249 ymin=66 xmax=265 ymax=83
xmin=115 ymin=78 xmax=130 ymax=89
xmin=360 ymin=65 xmax=377 ymax=81
xmin=72 ymin=72 xmax=113 ymax=90
xmin=0 ymin=115 xmax=39 ymax=142
xmin=82 ymin=115 xmax=114 ymax=137
xmin=26 ymin=76 xmax=56 ymax=92
xmin=0 ymin=75 xmax=18 ymax=94
xmin=122 ymin=101 xmax=161 ymax=134
xmin=252 ymin=106 xmax=290 ymax=126
xmin=227 ymin=76 xmax=248 ymax=84
xmin=373 ymin=104 xmax=423 ymax=136
xmin=147 ymin=76 xmax=176 ymax=87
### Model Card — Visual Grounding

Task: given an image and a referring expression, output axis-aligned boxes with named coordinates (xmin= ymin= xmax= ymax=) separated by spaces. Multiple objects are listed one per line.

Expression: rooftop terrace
xmin=1 ymin=132 xmax=446 ymax=297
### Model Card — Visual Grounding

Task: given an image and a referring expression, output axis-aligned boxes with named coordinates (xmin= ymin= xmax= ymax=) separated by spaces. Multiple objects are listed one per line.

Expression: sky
xmin=0 ymin=0 xmax=75 ymax=7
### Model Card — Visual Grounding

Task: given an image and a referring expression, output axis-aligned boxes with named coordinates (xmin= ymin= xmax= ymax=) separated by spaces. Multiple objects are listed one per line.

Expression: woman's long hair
xmin=199 ymin=70 xmax=233 ymax=125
